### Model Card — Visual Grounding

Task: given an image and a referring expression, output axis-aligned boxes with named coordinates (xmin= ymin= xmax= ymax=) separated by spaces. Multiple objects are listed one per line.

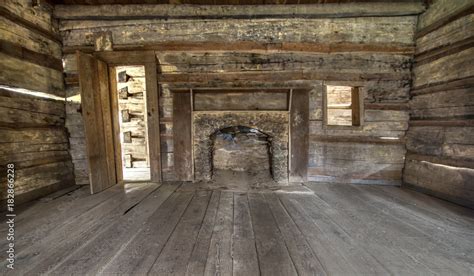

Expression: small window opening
xmin=325 ymin=85 xmax=361 ymax=126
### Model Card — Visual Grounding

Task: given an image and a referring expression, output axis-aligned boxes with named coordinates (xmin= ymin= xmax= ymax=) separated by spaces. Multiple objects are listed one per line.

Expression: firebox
xmin=193 ymin=111 xmax=289 ymax=183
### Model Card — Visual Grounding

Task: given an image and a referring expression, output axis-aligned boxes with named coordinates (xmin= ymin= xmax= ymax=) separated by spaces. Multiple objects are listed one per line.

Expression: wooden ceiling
xmin=54 ymin=0 xmax=426 ymax=5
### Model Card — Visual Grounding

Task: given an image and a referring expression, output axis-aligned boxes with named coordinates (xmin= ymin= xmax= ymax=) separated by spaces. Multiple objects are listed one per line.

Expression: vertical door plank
xmin=173 ymin=90 xmax=193 ymax=181
xmin=97 ymin=60 xmax=116 ymax=188
xmin=76 ymin=51 xmax=116 ymax=193
xmin=108 ymin=66 xmax=123 ymax=184
xmin=145 ymin=61 xmax=162 ymax=182
xmin=289 ymin=89 xmax=309 ymax=182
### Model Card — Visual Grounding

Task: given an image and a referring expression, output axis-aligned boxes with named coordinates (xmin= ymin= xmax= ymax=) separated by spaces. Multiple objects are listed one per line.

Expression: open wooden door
xmin=77 ymin=51 xmax=117 ymax=193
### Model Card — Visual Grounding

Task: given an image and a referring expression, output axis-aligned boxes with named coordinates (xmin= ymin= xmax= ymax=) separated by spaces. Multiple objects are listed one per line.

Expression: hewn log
xmin=0 ymin=150 xmax=71 ymax=169
xmin=159 ymin=71 xmax=410 ymax=84
xmin=409 ymin=120 xmax=474 ymax=127
xmin=410 ymin=76 xmax=474 ymax=96
xmin=63 ymin=41 xmax=415 ymax=55
xmin=54 ymin=3 xmax=425 ymax=20
xmin=417 ymin=0 xmax=474 ymax=38
xmin=310 ymin=135 xmax=404 ymax=145
xmin=157 ymin=52 xmax=412 ymax=74
xmin=416 ymin=14 xmax=474 ymax=55
xmin=60 ymin=17 xmax=417 ymax=48
xmin=1 ymin=0 xmax=53 ymax=32
xmin=404 ymin=159 xmax=474 ymax=209
xmin=0 ymin=53 xmax=64 ymax=97
xmin=308 ymin=141 xmax=406 ymax=184
xmin=308 ymin=141 xmax=406 ymax=163
xmin=415 ymin=37 xmax=474 ymax=66
xmin=0 ymin=6 xmax=61 ymax=44
xmin=0 ymin=93 xmax=65 ymax=117
xmin=0 ymin=40 xmax=63 ymax=71
xmin=406 ymin=126 xmax=474 ymax=161
xmin=0 ymin=127 xmax=68 ymax=143
xmin=413 ymin=48 xmax=474 ymax=88
xmin=193 ymin=90 xmax=289 ymax=111
xmin=310 ymin=120 xmax=408 ymax=138
xmin=0 ymin=106 xmax=64 ymax=127
xmin=406 ymin=153 xmax=474 ymax=170
xmin=410 ymin=88 xmax=474 ymax=120
xmin=0 ymin=142 xmax=68 ymax=156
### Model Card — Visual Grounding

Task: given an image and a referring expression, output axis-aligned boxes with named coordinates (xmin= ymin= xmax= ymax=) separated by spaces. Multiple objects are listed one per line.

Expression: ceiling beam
xmin=54 ymin=3 xmax=425 ymax=20
xmin=158 ymin=71 xmax=410 ymax=84
xmin=62 ymin=41 xmax=415 ymax=55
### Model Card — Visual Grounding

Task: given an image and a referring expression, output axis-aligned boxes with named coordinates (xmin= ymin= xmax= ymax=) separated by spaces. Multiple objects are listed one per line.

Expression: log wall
xmin=0 ymin=1 xmax=74 ymax=206
xmin=404 ymin=0 xmax=474 ymax=208
xmin=58 ymin=3 xmax=420 ymax=184
xmin=308 ymin=81 xmax=409 ymax=185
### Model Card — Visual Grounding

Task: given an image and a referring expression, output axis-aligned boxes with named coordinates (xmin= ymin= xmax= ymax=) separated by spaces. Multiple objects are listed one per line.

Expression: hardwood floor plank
xmin=0 ymin=183 xmax=160 ymax=274
xmin=0 ymin=186 xmax=91 ymax=250
xmin=353 ymin=185 xmax=474 ymax=273
xmin=100 ymin=190 xmax=194 ymax=274
xmin=248 ymin=193 xmax=297 ymax=276
xmin=307 ymin=183 xmax=473 ymax=274
xmin=204 ymin=191 xmax=234 ymax=276
xmin=185 ymin=191 xmax=221 ymax=276
xmin=264 ymin=192 xmax=326 ymax=276
xmin=149 ymin=190 xmax=212 ymax=274
xmin=379 ymin=186 xmax=474 ymax=231
xmin=373 ymin=186 xmax=474 ymax=245
xmin=232 ymin=192 xmax=260 ymax=276
xmin=277 ymin=192 xmax=359 ymax=275
xmin=47 ymin=183 xmax=179 ymax=274
xmin=306 ymin=183 xmax=438 ymax=274
xmin=1 ymin=182 xmax=473 ymax=275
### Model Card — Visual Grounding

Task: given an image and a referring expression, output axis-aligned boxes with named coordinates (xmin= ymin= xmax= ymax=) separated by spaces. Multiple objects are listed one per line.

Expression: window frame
xmin=323 ymin=84 xmax=364 ymax=129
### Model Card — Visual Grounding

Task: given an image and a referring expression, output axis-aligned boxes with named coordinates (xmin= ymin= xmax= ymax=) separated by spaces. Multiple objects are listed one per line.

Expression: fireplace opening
xmin=210 ymin=126 xmax=274 ymax=186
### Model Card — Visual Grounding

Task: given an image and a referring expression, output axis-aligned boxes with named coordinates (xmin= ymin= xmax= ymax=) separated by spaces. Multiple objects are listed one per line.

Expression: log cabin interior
xmin=0 ymin=0 xmax=473 ymax=274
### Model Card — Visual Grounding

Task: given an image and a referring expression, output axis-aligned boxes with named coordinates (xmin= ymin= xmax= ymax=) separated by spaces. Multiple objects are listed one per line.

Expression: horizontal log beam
xmin=406 ymin=152 xmax=474 ymax=170
xmin=60 ymin=16 xmax=416 ymax=49
xmin=158 ymin=51 xmax=412 ymax=75
xmin=365 ymin=103 xmax=409 ymax=110
xmin=416 ymin=3 xmax=474 ymax=38
xmin=63 ymin=41 xmax=415 ymax=55
xmin=310 ymin=135 xmax=405 ymax=144
xmin=409 ymin=119 xmax=474 ymax=127
xmin=192 ymin=88 xmax=289 ymax=93
xmin=165 ymin=81 xmax=316 ymax=89
xmin=0 ymin=6 xmax=61 ymax=44
xmin=0 ymin=40 xmax=63 ymax=72
xmin=158 ymin=71 xmax=410 ymax=84
xmin=411 ymin=76 xmax=474 ymax=96
xmin=415 ymin=36 xmax=474 ymax=66
xmin=54 ymin=3 xmax=425 ymax=20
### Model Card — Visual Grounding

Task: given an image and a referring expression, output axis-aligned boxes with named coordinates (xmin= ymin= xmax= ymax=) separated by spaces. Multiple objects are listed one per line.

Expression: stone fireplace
xmin=193 ymin=111 xmax=289 ymax=183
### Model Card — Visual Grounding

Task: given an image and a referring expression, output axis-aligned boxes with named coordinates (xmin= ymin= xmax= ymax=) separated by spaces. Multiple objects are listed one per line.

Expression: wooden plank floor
xmin=1 ymin=182 xmax=473 ymax=275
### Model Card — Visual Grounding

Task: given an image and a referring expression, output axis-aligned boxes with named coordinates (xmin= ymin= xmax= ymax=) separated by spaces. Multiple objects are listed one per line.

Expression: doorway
xmin=113 ymin=65 xmax=150 ymax=182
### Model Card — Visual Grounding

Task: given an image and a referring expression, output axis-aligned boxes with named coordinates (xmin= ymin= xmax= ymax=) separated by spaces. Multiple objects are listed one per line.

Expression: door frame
xmin=89 ymin=50 xmax=162 ymax=184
